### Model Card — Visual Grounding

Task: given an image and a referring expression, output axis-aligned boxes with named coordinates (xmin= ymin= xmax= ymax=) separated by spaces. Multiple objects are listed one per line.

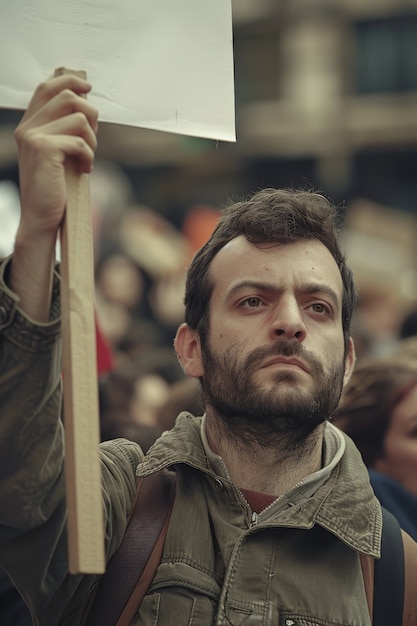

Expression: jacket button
xmin=214 ymin=478 xmax=224 ymax=491
xmin=0 ymin=306 xmax=8 ymax=325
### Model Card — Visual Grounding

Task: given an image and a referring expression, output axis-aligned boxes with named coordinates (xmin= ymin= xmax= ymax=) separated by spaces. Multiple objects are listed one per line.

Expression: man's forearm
xmin=10 ymin=229 xmax=56 ymax=322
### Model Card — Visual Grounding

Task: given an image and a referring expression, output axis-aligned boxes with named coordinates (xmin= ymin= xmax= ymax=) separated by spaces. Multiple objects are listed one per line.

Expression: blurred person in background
xmin=392 ymin=336 xmax=417 ymax=363
xmin=154 ymin=377 xmax=202 ymax=432
xmin=335 ymin=353 xmax=417 ymax=541
xmin=98 ymin=347 xmax=186 ymax=439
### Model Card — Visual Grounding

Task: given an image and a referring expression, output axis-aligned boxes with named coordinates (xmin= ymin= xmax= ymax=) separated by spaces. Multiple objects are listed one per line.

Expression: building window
xmin=354 ymin=14 xmax=417 ymax=94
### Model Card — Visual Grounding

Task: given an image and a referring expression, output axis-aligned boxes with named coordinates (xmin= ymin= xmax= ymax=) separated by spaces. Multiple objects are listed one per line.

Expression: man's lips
xmin=261 ymin=357 xmax=309 ymax=373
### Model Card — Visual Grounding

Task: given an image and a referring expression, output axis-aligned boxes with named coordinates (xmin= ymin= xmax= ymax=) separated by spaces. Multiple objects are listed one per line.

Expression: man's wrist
xmin=10 ymin=233 xmax=57 ymax=323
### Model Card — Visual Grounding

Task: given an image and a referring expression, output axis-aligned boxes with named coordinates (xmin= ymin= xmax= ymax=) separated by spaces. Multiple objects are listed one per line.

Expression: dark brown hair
xmin=335 ymin=356 xmax=417 ymax=466
xmin=184 ymin=188 xmax=356 ymax=353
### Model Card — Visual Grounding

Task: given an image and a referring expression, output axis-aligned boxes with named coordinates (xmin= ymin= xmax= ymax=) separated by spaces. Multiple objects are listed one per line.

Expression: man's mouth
xmin=261 ymin=357 xmax=309 ymax=373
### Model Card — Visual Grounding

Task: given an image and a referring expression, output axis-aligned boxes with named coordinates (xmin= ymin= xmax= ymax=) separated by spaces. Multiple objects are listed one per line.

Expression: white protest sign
xmin=0 ymin=0 xmax=235 ymax=141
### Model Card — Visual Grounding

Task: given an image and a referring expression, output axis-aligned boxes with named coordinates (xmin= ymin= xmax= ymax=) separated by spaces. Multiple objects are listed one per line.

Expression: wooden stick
xmin=54 ymin=67 xmax=105 ymax=574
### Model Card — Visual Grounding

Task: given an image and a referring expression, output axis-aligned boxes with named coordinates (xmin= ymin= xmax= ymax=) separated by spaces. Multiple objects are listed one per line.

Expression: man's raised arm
xmin=10 ymin=75 xmax=98 ymax=321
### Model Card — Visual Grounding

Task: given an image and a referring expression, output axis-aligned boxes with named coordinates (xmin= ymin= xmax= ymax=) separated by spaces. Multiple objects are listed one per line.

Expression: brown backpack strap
xmin=85 ymin=468 xmax=176 ymax=626
xmin=401 ymin=530 xmax=417 ymax=626
xmin=359 ymin=518 xmax=417 ymax=626
xmin=359 ymin=552 xmax=374 ymax=622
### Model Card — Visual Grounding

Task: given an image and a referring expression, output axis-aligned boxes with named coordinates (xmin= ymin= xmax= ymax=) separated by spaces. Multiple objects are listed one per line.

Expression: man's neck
xmin=205 ymin=412 xmax=324 ymax=498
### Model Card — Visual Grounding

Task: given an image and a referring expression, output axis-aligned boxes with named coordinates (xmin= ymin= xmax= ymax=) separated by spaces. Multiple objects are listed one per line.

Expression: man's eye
xmin=311 ymin=303 xmax=329 ymax=314
xmin=244 ymin=297 xmax=261 ymax=307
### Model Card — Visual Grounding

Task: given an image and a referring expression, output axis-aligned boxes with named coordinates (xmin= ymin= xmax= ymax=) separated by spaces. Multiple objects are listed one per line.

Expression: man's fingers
xmin=54 ymin=134 xmax=95 ymax=174
xmin=17 ymin=107 xmax=98 ymax=159
xmin=19 ymin=88 xmax=98 ymax=137
xmin=19 ymin=122 xmax=96 ymax=175
xmin=49 ymin=110 xmax=98 ymax=153
xmin=18 ymin=76 xmax=99 ymax=157
xmin=23 ymin=75 xmax=92 ymax=118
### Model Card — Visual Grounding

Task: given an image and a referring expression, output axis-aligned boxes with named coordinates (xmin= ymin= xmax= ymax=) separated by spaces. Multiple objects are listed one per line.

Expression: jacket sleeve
xmin=0 ymin=257 xmax=144 ymax=625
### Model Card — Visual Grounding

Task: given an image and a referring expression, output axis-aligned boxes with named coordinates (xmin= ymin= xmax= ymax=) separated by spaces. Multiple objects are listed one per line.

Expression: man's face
xmin=198 ymin=237 xmax=353 ymax=437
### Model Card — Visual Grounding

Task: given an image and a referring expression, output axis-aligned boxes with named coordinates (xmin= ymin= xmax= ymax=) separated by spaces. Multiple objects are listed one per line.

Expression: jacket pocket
xmin=280 ymin=610 xmax=368 ymax=626
xmin=137 ymin=561 xmax=220 ymax=626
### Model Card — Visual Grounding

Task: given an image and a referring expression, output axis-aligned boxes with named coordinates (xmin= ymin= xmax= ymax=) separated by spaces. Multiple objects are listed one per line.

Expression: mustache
xmin=243 ymin=339 xmax=323 ymax=375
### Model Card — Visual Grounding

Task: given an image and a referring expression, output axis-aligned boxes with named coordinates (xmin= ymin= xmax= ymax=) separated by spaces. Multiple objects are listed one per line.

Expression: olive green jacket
xmin=0 ymin=258 xmax=382 ymax=626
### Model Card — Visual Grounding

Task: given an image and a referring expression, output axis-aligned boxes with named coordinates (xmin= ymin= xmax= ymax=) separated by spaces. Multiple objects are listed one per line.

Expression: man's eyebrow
xmin=226 ymin=280 xmax=277 ymax=300
xmin=300 ymin=283 xmax=341 ymax=308
xmin=226 ymin=280 xmax=341 ymax=307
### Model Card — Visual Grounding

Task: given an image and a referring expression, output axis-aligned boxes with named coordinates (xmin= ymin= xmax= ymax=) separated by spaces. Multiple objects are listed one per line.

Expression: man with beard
xmin=0 ymin=75 xmax=416 ymax=626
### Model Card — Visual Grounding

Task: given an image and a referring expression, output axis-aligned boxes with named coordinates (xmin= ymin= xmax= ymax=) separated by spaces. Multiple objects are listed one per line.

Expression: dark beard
xmin=201 ymin=337 xmax=345 ymax=448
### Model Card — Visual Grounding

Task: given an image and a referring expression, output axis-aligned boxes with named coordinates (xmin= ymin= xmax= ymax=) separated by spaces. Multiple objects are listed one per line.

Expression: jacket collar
xmin=137 ymin=412 xmax=382 ymax=557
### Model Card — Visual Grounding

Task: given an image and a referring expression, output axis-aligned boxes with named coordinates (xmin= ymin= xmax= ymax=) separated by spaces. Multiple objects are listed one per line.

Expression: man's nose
xmin=270 ymin=297 xmax=307 ymax=342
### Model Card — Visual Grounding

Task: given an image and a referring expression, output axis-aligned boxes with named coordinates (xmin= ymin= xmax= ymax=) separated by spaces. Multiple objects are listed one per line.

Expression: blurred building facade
xmin=1 ymin=0 xmax=417 ymax=352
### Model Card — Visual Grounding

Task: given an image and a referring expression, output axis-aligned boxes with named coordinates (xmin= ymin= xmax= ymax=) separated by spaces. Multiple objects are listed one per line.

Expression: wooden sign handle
xmin=54 ymin=67 xmax=105 ymax=574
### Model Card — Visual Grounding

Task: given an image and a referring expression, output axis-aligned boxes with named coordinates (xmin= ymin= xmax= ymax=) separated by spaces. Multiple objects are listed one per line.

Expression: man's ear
xmin=343 ymin=337 xmax=356 ymax=387
xmin=174 ymin=323 xmax=204 ymax=378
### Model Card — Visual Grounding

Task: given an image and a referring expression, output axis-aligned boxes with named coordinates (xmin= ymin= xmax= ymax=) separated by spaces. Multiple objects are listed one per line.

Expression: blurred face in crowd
xmin=375 ymin=381 xmax=417 ymax=497
xmin=97 ymin=254 xmax=143 ymax=309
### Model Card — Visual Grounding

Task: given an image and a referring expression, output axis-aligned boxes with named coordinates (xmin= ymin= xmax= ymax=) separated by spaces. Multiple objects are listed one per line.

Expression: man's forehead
xmin=215 ymin=235 xmax=284 ymax=263
xmin=213 ymin=235 xmax=336 ymax=266
xmin=210 ymin=236 xmax=344 ymax=297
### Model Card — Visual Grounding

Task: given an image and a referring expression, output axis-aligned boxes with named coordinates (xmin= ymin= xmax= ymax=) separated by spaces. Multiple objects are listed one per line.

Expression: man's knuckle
xmin=73 ymin=110 xmax=86 ymax=123
xmin=35 ymin=80 xmax=52 ymax=98
xmin=14 ymin=125 xmax=24 ymax=144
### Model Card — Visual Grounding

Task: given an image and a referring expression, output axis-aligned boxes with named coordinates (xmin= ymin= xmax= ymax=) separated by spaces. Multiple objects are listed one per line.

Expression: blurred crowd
xmin=88 ymin=161 xmax=220 ymax=447
xmin=2 ymin=164 xmax=417 ymax=452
